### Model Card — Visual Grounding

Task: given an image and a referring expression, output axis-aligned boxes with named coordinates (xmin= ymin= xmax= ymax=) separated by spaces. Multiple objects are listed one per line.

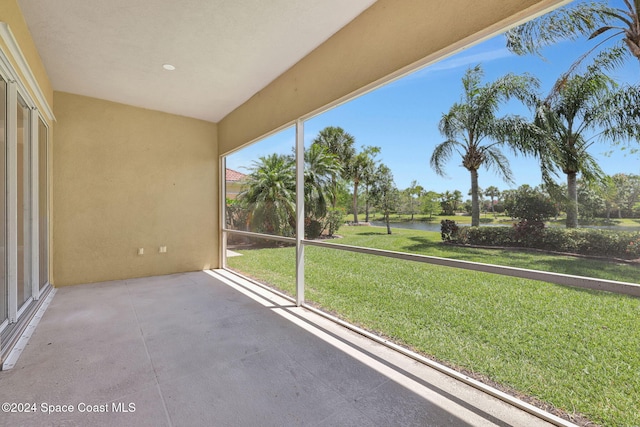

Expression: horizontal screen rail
xmin=301 ymin=239 xmax=640 ymax=298
xmin=223 ymin=228 xmax=296 ymax=244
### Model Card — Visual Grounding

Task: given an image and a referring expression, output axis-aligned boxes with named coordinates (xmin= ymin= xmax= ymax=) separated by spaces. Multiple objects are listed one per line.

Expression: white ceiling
xmin=17 ymin=0 xmax=377 ymax=122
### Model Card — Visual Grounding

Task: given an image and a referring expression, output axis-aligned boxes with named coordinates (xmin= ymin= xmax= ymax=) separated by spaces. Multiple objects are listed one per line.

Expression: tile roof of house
xmin=226 ymin=168 xmax=247 ymax=182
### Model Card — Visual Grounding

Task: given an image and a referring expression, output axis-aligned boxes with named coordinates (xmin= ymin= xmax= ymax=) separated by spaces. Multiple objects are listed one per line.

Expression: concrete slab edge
xmin=2 ymin=288 xmax=57 ymax=370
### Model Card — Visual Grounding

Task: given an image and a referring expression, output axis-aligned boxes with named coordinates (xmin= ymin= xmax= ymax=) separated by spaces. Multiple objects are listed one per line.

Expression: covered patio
xmin=0 ymin=271 xmax=557 ymax=426
xmin=0 ymin=0 xmax=586 ymax=425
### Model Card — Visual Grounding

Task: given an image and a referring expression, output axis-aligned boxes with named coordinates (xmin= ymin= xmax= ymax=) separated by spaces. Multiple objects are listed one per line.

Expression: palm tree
xmin=451 ymin=190 xmax=463 ymax=213
xmin=304 ymin=143 xmax=341 ymax=222
xmin=345 ymin=146 xmax=380 ymax=223
xmin=485 ymin=185 xmax=501 ymax=214
xmin=311 ymin=126 xmax=356 ymax=208
xmin=238 ymin=154 xmax=296 ymax=235
xmin=440 ymin=190 xmax=464 ymax=215
xmin=430 ymin=65 xmax=539 ymax=226
xmin=505 ymin=0 xmax=639 ymax=76
xmin=440 ymin=191 xmax=454 ymax=215
xmin=469 ymin=186 xmax=484 ymax=212
xmin=530 ymin=58 xmax=640 ymax=227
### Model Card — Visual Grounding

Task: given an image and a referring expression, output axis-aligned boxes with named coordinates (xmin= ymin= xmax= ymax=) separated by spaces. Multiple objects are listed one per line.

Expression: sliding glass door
xmin=0 ymin=76 xmax=49 ymax=341
xmin=0 ymin=37 xmax=51 ymax=364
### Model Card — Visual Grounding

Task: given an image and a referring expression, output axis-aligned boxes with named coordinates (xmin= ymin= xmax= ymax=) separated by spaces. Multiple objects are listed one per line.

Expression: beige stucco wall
xmin=0 ymin=0 xmax=54 ymax=115
xmin=218 ymin=0 xmax=565 ymax=154
xmin=53 ymin=92 xmax=218 ymax=286
xmin=226 ymin=182 xmax=243 ymax=200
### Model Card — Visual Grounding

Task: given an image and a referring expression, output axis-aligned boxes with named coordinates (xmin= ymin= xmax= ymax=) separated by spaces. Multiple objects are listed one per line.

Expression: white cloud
xmin=431 ymin=47 xmax=513 ymax=71
xmin=401 ymin=47 xmax=514 ymax=82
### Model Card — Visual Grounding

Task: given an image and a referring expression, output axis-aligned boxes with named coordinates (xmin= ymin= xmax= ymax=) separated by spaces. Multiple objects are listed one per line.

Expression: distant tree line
xmin=391 ymin=174 xmax=640 ymax=222
xmin=232 ymin=126 xmax=400 ymax=237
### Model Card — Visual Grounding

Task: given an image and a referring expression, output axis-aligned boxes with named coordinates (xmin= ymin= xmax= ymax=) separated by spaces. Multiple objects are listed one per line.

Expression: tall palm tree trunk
xmin=365 ymin=187 xmax=370 ymax=222
xmin=566 ymin=172 xmax=579 ymax=228
xmin=330 ymin=176 xmax=338 ymax=209
xmin=352 ymin=181 xmax=359 ymax=224
xmin=470 ymin=169 xmax=480 ymax=227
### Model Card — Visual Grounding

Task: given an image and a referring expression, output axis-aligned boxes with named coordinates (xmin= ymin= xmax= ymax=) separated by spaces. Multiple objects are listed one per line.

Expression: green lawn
xmin=227 ymin=226 xmax=640 ymax=427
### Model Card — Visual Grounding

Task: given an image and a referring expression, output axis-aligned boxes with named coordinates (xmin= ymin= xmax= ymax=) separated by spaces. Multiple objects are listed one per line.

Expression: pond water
xmin=369 ymin=220 xmax=640 ymax=232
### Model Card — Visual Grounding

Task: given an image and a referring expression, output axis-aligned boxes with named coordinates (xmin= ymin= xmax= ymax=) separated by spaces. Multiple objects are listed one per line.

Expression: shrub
xmin=458 ymin=226 xmax=513 ymax=246
xmin=440 ymin=219 xmax=459 ymax=241
xmin=627 ymin=235 xmax=640 ymax=258
xmin=453 ymin=225 xmax=640 ymax=260
xmin=225 ymin=198 xmax=249 ymax=230
xmin=305 ymin=218 xmax=323 ymax=239
xmin=538 ymin=227 xmax=570 ymax=251
xmin=574 ymin=229 xmax=626 ymax=256
xmin=324 ymin=208 xmax=344 ymax=237
xmin=512 ymin=220 xmax=545 ymax=245
xmin=506 ymin=185 xmax=557 ymax=222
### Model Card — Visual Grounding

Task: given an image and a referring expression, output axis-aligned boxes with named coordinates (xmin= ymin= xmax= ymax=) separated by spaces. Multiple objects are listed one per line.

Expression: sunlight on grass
xmin=226 ymin=238 xmax=296 ymax=298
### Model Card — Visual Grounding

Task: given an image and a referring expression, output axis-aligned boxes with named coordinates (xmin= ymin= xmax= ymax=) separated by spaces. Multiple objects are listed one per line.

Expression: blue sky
xmin=227 ymin=0 xmax=639 ymax=196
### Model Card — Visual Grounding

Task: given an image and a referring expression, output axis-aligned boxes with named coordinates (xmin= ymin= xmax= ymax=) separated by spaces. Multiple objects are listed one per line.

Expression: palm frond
xmin=482 ymin=146 xmax=514 ymax=184
xmin=430 ymin=140 xmax=458 ymax=177
xmin=593 ymin=84 xmax=640 ymax=144
xmin=505 ymin=1 xmax=614 ymax=57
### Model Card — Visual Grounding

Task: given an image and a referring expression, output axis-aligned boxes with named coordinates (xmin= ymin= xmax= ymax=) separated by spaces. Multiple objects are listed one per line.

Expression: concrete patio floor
xmin=0 ymin=270 xmax=563 ymax=427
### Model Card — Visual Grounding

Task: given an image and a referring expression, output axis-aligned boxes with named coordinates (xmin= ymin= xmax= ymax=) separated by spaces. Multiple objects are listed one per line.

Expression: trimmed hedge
xmin=450 ymin=222 xmax=640 ymax=260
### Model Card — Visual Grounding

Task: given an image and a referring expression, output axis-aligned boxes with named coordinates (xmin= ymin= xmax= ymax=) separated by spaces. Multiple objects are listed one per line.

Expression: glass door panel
xmin=16 ymin=96 xmax=30 ymax=308
xmin=38 ymin=118 xmax=47 ymax=290
xmin=0 ymin=78 xmax=6 ymax=323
